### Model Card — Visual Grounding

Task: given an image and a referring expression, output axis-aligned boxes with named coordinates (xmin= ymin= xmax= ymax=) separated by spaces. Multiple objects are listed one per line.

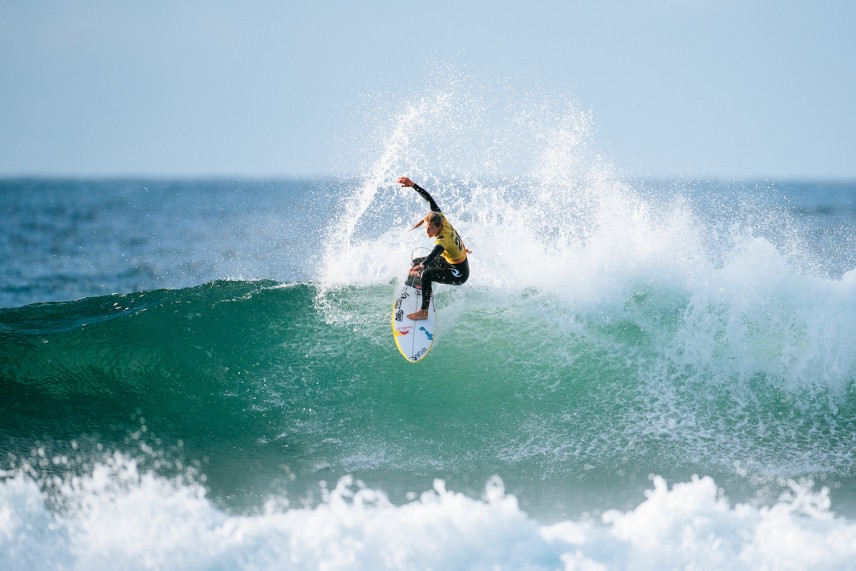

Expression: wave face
xmin=2 ymin=275 xmax=855 ymax=509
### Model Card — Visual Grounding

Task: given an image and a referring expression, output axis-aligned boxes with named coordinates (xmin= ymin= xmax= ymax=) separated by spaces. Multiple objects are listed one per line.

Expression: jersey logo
xmin=451 ymin=268 xmax=461 ymax=278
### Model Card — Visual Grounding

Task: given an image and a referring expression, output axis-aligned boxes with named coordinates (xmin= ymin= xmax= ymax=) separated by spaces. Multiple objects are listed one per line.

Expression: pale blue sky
xmin=1 ymin=1 xmax=854 ymax=179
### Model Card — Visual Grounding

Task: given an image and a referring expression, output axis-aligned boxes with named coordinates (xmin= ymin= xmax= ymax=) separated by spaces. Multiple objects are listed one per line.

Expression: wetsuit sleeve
xmin=412 ymin=183 xmax=441 ymax=212
xmin=422 ymin=244 xmax=445 ymax=266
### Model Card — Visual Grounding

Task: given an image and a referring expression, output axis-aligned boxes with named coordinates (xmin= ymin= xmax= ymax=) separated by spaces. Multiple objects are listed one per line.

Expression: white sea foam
xmin=2 ymin=457 xmax=855 ymax=570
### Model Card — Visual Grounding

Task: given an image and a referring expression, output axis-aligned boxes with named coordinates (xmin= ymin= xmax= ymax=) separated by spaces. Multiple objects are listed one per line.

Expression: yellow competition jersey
xmin=435 ymin=213 xmax=467 ymax=264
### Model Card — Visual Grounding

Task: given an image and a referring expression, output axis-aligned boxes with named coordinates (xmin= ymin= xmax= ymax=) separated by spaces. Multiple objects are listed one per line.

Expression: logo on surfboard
xmin=392 ymin=283 xmax=435 ymax=363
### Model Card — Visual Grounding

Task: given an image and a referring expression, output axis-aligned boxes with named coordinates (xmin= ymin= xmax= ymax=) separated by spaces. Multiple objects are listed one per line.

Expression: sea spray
xmin=315 ymin=67 xmax=856 ymax=396
xmin=315 ymin=69 xmax=605 ymax=330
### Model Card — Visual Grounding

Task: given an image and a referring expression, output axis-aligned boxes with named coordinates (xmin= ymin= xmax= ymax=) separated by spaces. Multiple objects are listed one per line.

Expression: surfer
xmin=397 ymin=176 xmax=470 ymax=320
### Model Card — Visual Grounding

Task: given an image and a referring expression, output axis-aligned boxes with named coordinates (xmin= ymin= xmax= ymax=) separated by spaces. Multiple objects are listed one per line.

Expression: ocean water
xmin=3 ymin=89 xmax=856 ymax=569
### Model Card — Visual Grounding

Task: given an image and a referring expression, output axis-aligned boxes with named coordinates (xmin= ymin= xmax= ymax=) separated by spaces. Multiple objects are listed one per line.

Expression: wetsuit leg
xmin=420 ymin=258 xmax=469 ymax=310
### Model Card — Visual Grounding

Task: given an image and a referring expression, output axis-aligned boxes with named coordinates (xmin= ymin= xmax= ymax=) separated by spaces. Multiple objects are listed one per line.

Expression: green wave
xmin=2 ymin=279 xmax=855 ymax=512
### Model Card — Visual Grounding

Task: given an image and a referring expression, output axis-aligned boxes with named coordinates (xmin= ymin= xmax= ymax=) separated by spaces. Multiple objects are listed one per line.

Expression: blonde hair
xmin=426 ymin=212 xmax=443 ymax=227
xmin=409 ymin=211 xmax=444 ymax=232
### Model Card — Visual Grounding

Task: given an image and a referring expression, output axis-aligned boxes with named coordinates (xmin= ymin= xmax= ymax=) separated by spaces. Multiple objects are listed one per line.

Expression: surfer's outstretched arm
xmin=397 ymin=176 xmax=440 ymax=212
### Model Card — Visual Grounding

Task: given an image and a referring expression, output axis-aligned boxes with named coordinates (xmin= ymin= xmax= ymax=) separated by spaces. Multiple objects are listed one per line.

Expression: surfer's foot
xmin=407 ymin=309 xmax=429 ymax=321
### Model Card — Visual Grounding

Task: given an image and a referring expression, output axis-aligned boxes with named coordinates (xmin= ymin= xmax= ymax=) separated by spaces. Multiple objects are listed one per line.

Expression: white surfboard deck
xmin=391 ymin=280 xmax=437 ymax=363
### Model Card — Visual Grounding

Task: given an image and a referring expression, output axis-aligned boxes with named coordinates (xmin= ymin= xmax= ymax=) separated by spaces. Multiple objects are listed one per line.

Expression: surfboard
xmin=391 ymin=275 xmax=437 ymax=363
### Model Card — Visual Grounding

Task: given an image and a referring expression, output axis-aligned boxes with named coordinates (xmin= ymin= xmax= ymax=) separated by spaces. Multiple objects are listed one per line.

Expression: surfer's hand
xmin=397 ymin=176 xmax=414 ymax=187
xmin=409 ymin=264 xmax=424 ymax=276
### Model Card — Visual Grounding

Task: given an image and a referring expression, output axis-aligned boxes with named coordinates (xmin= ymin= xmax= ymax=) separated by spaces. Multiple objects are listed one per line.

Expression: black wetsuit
xmin=410 ymin=184 xmax=469 ymax=311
